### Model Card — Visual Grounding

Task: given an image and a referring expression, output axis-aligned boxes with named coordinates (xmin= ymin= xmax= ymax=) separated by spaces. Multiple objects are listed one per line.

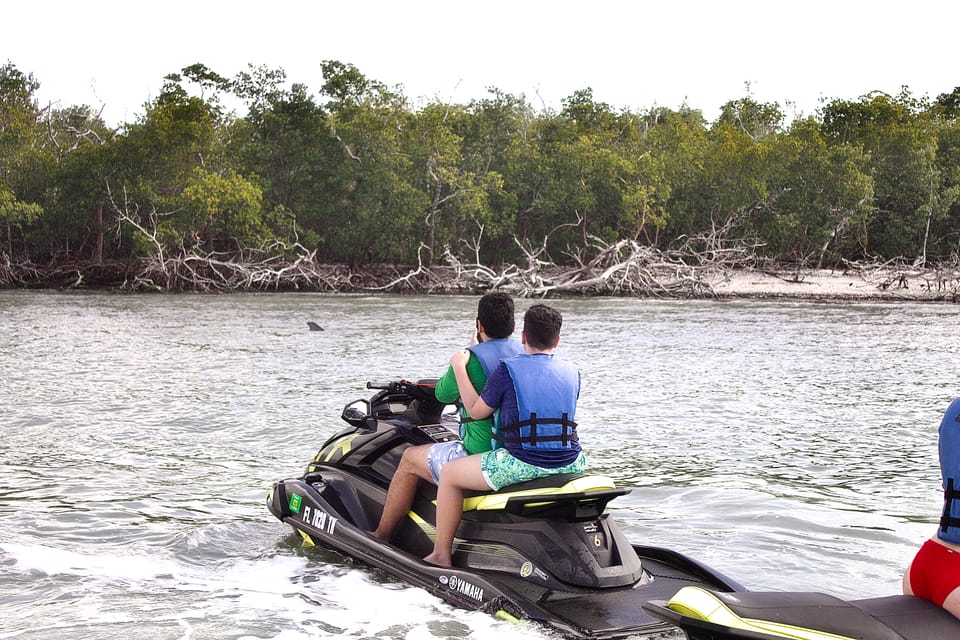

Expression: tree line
xmin=2 ymin=59 xmax=960 ymax=290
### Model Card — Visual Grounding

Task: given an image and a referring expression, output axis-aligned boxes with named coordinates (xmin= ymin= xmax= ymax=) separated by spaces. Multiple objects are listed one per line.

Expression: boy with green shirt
xmin=373 ymin=292 xmax=522 ymax=542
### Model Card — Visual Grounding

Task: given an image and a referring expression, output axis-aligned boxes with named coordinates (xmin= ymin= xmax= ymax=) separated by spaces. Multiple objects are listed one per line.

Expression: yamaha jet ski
xmin=266 ymin=378 xmax=744 ymax=639
xmin=643 ymin=582 xmax=960 ymax=639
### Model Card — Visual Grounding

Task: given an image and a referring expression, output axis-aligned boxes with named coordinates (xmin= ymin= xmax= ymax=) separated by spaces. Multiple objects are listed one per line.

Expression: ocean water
xmin=1 ymin=291 xmax=956 ymax=639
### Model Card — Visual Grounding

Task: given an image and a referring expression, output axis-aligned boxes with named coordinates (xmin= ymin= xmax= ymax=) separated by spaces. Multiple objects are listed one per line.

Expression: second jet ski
xmin=643 ymin=584 xmax=960 ymax=639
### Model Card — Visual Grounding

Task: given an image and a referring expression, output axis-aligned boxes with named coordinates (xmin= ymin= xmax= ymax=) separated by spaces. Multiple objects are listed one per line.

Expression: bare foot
xmin=370 ymin=529 xmax=389 ymax=542
xmin=423 ymin=552 xmax=452 ymax=568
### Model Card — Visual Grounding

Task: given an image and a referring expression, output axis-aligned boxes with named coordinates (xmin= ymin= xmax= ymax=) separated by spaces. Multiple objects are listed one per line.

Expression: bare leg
xmin=943 ymin=587 xmax=960 ymax=620
xmin=424 ymin=454 xmax=491 ymax=567
xmin=373 ymin=445 xmax=433 ymax=542
xmin=902 ymin=560 xmax=914 ymax=595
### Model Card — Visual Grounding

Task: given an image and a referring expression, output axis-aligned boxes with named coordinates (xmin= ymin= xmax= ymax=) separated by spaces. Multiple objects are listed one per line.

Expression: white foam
xmin=0 ymin=538 xmax=552 ymax=638
xmin=1 ymin=542 xmax=178 ymax=580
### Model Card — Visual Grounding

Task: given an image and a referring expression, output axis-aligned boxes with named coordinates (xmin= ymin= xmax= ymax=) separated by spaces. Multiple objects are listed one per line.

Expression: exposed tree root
xmin=3 ymin=243 xmax=959 ymax=301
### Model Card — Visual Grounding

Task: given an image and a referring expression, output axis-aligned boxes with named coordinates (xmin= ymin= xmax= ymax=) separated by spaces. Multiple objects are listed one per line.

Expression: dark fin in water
xmin=307 ymin=321 xmax=324 ymax=332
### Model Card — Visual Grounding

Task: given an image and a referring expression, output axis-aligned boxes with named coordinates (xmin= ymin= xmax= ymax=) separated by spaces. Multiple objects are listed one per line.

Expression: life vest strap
xmin=941 ymin=478 xmax=960 ymax=534
xmin=493 ymin=412 xmax=578 ymax=445
xmin=944 ymin=478 xmax=960 ymax=501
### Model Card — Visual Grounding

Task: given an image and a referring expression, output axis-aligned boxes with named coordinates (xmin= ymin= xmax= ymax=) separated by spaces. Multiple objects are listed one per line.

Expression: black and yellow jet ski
xmin=643 ymin=584 xmax=960 ymax=640
xmin=266 ymin=379 xmax=744 ymax=639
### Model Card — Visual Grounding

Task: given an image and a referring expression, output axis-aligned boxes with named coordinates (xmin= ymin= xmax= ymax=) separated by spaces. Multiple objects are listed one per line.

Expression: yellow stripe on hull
xmin=668 ymin=587 xmax=856 ymax=640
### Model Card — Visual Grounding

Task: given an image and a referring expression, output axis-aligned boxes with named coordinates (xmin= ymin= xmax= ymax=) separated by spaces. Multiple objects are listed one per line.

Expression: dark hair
xmin=522 ymin=304 xmax=562 ymax=350
xmin=476 ymin=291 xmax=515 ymax=338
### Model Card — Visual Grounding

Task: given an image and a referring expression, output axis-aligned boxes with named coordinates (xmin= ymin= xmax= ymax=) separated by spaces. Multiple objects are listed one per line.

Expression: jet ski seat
xmin=461 ymin=473 xmax=628 ymax=520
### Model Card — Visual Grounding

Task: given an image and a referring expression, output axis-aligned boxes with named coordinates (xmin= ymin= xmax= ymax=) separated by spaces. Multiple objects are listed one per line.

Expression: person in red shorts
xmin=903 ymin=397 xmax=960 ymax=618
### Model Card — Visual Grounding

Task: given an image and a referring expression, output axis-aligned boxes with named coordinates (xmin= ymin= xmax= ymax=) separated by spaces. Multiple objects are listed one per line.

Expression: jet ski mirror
xmin=341 ymin=399 xmax=377 ymax=430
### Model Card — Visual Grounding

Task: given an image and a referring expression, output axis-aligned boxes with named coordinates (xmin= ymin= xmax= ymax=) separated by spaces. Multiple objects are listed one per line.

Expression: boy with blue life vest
xmin=903 ymin=398 xmax=960 ymax=619
xmin=372 ymin=292 xmax=523 ymax=542
xmin=424 ymin=303 xmax=585 ymax=567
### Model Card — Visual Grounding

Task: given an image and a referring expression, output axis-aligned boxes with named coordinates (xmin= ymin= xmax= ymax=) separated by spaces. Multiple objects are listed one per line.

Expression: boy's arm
xmin=435 ymin=355 xmax=484 ymax=403
xmin=450 ymin=350 xmax=494 ymax=419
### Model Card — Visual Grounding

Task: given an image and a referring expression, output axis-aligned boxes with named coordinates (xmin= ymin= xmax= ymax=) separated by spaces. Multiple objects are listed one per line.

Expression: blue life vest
xmin=465 ymin=338 xmax=524 ymax=435
xmin=939 ymin=398 xmax=960 ymax=543
xmin=467 ymin=338 xmax=524 ymax=377
xmin=497 ymin=354 xmax=580 ymax=452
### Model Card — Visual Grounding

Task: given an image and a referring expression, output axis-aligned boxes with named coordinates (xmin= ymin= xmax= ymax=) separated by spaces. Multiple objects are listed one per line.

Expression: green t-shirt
xmin=435 ymin=353 xmax=492 ymax=454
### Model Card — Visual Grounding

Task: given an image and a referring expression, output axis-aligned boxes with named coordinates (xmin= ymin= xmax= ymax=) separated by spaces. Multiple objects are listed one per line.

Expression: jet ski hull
xmin=268 ymin=474 xmax=743 ymax=639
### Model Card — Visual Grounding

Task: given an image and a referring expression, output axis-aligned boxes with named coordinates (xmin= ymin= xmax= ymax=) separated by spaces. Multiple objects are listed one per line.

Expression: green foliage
xmin=0 ymin=62 xmax=40 ymax=157
xmin=230 ymin=79 xmax=339 ymax=250
xmin=716 ymin=95 xmax=784 ymax=140
xmin=176 ymin=167 xmax=265 ymax=250
xmin=639 ymin=105 xmax=709 ymax=241
xmin=3 ymin=60 xmax=960 ymax=272
xmin=0 ymin=62 xmax=46 ymax=257
xmin=0 ymin=185 xmax=42 ymax=256
xmin=456 ymin=89 xmax=533 ymax=255
xmin=757 ymin=118 xmax=873 ymax=264
xmin=822 ymin=90 xmax=942 ymax=259
xmin=314 ymin=61 xmax=426 ymax=263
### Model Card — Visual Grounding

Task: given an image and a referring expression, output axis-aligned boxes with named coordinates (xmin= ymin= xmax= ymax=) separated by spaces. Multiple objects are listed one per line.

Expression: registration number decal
xmin=301 ymin=504 xmax=338 ymax=535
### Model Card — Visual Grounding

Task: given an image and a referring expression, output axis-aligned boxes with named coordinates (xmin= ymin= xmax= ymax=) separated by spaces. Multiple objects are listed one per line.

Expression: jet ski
xmin=266 ymin=378 xmax=745 ymax=639
xmin=643 ymin=583 xmax=960 ymax=639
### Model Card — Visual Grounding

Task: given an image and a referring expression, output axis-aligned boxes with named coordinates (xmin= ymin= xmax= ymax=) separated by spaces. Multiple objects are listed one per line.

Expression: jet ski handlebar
xmin=340 ymin=379 xmax=446 ymax=430
xmin=366 ymin=379 xmax=438 ymax=403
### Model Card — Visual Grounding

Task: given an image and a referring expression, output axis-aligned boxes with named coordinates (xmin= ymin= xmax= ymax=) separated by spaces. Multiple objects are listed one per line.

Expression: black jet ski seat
xmin=461 ymin=473 xmax=628 ymax=521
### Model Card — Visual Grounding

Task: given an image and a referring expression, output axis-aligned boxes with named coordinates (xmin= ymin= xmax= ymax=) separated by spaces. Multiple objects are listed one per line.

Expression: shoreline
xmin=2 ymin=263 xmax=958 ymax=303
xmin=709 ymin=268 xmax=959 ymax=303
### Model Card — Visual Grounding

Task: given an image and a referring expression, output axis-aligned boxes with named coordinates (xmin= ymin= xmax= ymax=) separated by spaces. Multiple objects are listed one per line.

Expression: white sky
xmin=5 ymin=0 xmax=958 ymax=127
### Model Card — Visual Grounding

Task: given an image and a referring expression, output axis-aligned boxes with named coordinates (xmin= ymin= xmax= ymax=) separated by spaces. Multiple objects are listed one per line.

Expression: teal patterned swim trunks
xmin=479 ymin=448 xmax=587 ymax=491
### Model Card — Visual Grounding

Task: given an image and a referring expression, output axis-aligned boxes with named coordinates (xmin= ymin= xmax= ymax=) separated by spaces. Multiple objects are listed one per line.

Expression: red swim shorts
xmin=909 ymin=538 xmax=960 ymax=606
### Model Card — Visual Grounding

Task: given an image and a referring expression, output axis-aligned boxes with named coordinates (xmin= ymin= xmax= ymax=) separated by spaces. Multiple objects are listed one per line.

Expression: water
xmin=1 ymin=291 xmax=957 ymax=639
